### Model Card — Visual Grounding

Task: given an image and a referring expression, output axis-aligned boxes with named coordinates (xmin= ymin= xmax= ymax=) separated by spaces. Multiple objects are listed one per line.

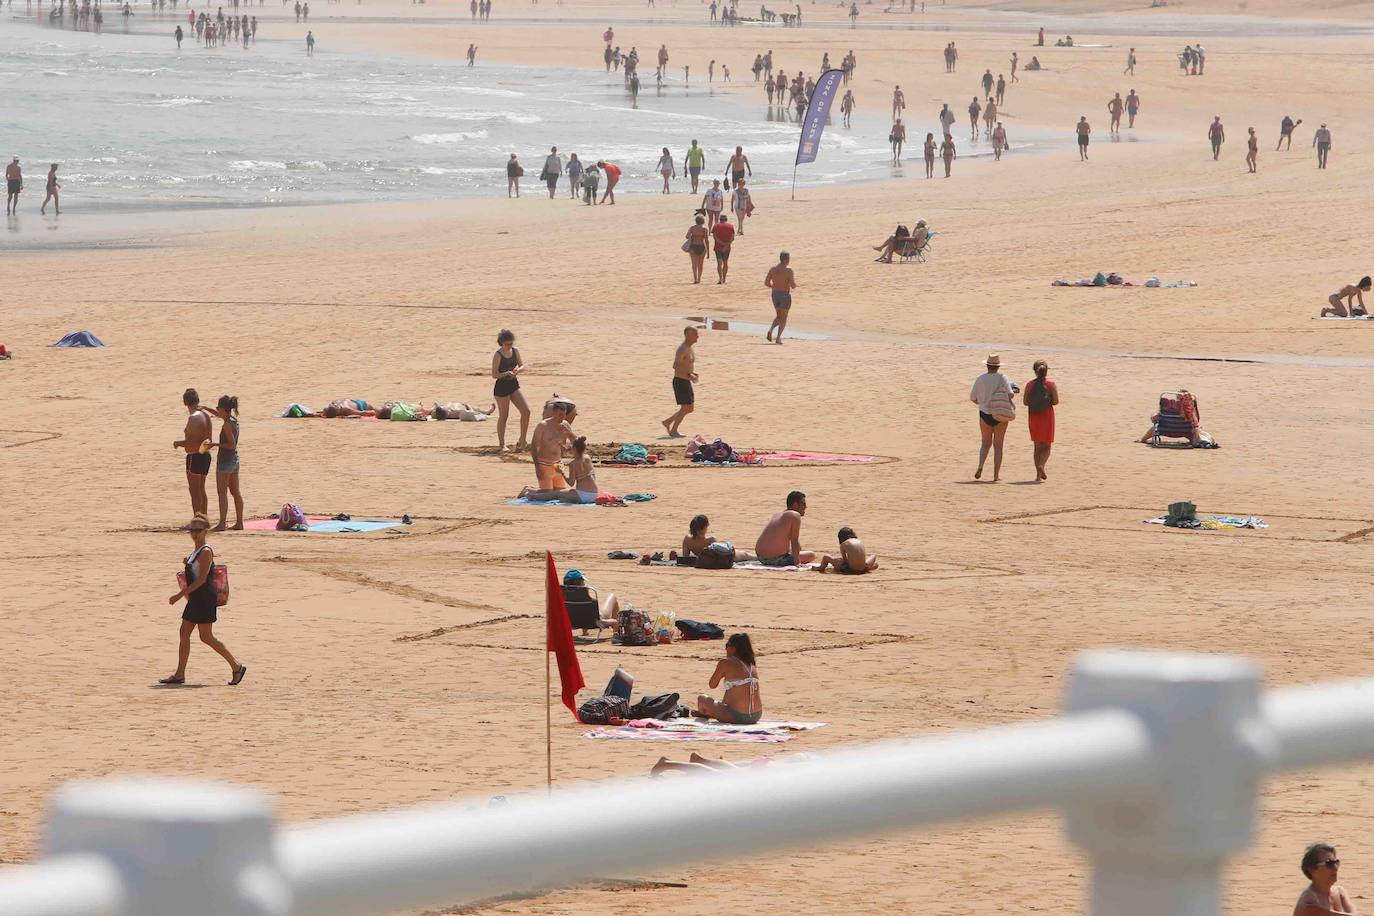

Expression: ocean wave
xmin=42 ymin=70 xmax=70 ymax=77
xmin=427 ymin=110 xmax=542 ymax=125
xmin=148 ymin=96 xmax=207 ymax=107
xmin=411 ymin=130 xmax=489 ymax=144
xmin=229 ymin=159 xmax=287 ymax=171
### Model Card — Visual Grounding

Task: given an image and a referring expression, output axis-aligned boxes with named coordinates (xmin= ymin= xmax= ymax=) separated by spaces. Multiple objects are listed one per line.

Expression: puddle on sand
xmin=684 ymin=315 xmax=833 ymax=342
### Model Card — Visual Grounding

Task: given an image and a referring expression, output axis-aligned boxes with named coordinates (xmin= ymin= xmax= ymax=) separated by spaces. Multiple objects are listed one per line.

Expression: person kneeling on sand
xmin=754 ymin=490 xmax=815 ymax=567
xmin=432 ymin=400 xmax=494 ymax=421
xmin=816 ymin=526 xmax=878 ymax=574
xmin=529 ymin=401 xmax=576 ymax=488
xmin=518 ymin=435 xmax=599 ymax=503
xmin=1321 ymin=276 xmax=1371 ymax=317
xmin=695 ymin=633 xmax=763 ymax=725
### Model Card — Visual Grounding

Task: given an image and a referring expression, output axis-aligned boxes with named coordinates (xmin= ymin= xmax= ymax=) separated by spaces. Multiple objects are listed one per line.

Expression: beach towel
xmin=614 ymin=443 xmax=650 ymax=464
xmin=51 ymin=331 xmax=105 ymax=348
xmin=1314 ymin=316 xmax=1374 ymax=321
xmin=242 ymin=516 xmax=401 ymax=532
xmin=1145 ymin=515 xmax=1267 ymax=530
xmin=757 ymin=452 xmax=875 ymax=463
xmin=582 ymin=719 xmax=826 ymax=743
xmin=506 ymin=495 xmax=653 ymax=507
xmin=734 ymin=560 xmax=820 ymax=572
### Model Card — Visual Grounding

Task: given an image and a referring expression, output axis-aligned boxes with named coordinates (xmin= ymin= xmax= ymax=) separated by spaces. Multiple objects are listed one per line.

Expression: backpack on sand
xmin=628 ymin=692 xmax=680 ymax=720
xmin=695 ymin=542 xmax=736 ymax=570
xmin=276 ymin=503 xmax=307 ymax=531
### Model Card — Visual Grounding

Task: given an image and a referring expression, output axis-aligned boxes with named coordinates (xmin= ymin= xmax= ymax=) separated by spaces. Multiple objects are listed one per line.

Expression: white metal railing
xmin=5 ymin=649 xmax=1374 ymax=916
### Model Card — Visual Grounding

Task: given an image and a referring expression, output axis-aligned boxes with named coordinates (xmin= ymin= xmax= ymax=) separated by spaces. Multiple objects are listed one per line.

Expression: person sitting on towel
xmin=432 ymin=400 xmax=495 ymax=421
xmin=517 ymin=435 xmax=599 ymax=503
xmin=816 ymin=526 xmax=879 ymax=574
xmin=754 ymin=490 xmax=815 ymax=567
xmin=669 ymin=514 xmax=755 ymax=565
xmin=695 ymin=633 xmax=763 ymax=725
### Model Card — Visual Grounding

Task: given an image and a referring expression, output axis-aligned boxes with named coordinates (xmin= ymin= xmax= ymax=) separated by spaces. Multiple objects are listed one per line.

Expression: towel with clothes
xmin=1144 ymin=515 xmax=1268 ymax=530
xmin=583 ymin=719 xmax=826 ymax=743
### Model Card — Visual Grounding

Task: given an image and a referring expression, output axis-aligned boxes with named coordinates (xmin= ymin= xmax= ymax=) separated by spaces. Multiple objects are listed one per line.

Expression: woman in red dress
xmin=1023 ymin=360 xmax=1059 ymax=480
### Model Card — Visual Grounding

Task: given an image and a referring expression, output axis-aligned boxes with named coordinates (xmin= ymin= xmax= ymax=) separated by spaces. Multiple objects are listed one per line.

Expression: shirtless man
xmin=530 ymin=401 xmax=576 ymax=488
xmin=967 ymin=96 xmax=981 ymax=140
xmin=725 ymin=146 xmax=751 ymax=190
xmin=1321 ymin=276 xmax=1371 ymax=317
xmin=1107 ymin=93 xmax=1124 ymax=136
xmin=1293 ymin=843 xmax=1358 ymax=916
xmin=5 ymin=157 xmax=21 ymax=215
xmin=816 ymin=526 xmax=878 ymax=574
xmin=1208 ymin=115 xmax=1225 ymax=160
xmin=1009 ymin=51 xmax=1018 ymax=83
xmin=173 ymin=388 xmax=214 ymax=516
xmin=754 ymin=491 xmax=815 ymax=567
xmin=662 ymin=326 xmax=698 ymax=437
xmin=1076 ymin=116 xmax=1091 ymax=161
xmin=891 ymin=84 xmax=904 ymax=120
xmin=1125 ymin=89 xmax=1141 ymax=128
xmin=890 ymin=118 xmax=905 ymax=162
xmin=764 ymin=251 xmax=796 ymax=344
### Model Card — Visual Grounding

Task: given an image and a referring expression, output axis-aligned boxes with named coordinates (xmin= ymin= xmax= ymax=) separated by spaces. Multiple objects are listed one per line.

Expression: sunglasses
xmin=1321 ymin=859 xmax=1341 ymax=868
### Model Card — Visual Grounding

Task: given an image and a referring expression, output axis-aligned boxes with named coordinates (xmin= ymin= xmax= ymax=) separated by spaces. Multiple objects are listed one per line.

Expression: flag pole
xmin=791 ymin=161 xmax=798 ymax=201
xmin=545 ymin=645 xmax=552 ymax=795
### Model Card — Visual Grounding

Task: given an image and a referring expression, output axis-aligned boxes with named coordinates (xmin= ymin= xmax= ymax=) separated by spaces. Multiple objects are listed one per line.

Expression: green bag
xmin=1164 ymin=501 xmax=1196 ymax=527
xmin=389 ymin=401 xmax=419 ymax=422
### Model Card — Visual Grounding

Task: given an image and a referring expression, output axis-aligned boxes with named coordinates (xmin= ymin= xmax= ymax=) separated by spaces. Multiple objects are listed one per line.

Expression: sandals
xmin=229 ymin=664 xmax=247 ymax=686
xmin=158 ymin=674 xmax=185 ymax=685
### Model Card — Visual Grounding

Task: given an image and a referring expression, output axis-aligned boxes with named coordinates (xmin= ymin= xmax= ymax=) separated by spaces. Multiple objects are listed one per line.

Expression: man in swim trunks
xmin=816 ymin=526 xmax=878 ymax=574
xmin=754 ymin=491 xmax=815 ymax=567
xmin=1208 ymin=115 xmax=1225 ymax=160
xmin=530 ymin=401 xmax=575 ymax=488
xmin=174 ymin=388 xmax=213 ymax=516
xmin=725 ymin=146 xmax=751 ymax=191
xmin=1076 ymin=116 xmax=1091 ymax=161
xmin=764 ymin=251 xmax=796 ymax=344
xmin=1321 ymin=277 xmax=1371 ymax=317
xmin=684 ymin=139 xmax=706 ymax=193
xmin=711 ymin=213 xmax=734 ymax=284
xmin=1125 ymin=89 xmax=1141 ymax=128
xmin=662 ymin=326 xmax=698 ymax=437
xmin=1107 ymin=93 xmax=1124 ymax=136
xmin=5 ymin=157 xmax=21 ymax=215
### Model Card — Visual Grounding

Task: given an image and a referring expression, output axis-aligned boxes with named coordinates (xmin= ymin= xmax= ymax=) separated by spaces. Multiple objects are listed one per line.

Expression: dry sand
xmin=4 ymin=1 xmax=1374 ymax=913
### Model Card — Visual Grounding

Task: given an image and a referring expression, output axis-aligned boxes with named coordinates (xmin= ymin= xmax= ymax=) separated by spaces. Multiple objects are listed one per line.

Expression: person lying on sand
xmin=754 ymin=490 xmax=815 ymax=567
xmin=319 ymin=399 xmax=378 ymax=418
xmin=517 ymin=436 xmax=598 ymax=503
xmin=530 ymin=402 xmax=576 ymax=488
xmin=1321 ymin=276 xmax=1371 ymax=317
xmin=816 ymin=526 xmax=879 ymax=574
xmin=694 ymin=633 xmax=762 ymax=725
xmin=432 ymin=401 xmax=494 ymax=421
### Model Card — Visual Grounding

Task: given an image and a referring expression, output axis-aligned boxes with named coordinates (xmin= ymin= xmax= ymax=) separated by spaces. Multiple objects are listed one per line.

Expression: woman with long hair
xmin=203 ymin=395 xmax=244 ymax=531
xmin=695 ymin=633 xmax=762 ymax=724
xmin=160 ymin=515 xmax=246 ymax=686
xmin=491 ymin=329 xmax=531 ymax=451
xmin=516 ymin=435 xmax=599 ymax=503
xmin=685 ymin=213 xmax=709 ymax=284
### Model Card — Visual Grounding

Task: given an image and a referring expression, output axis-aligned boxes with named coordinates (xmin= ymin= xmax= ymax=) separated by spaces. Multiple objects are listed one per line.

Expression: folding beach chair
xmin=562 ymin=584 xmax=609 ymax=638
xmin=1151 ymin=390 xmax=1200 ymax=446
xmin=898 ymin=231 xmax=932 ymax=263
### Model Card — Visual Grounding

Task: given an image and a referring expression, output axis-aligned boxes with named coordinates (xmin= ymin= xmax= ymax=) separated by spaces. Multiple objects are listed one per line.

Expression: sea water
xmin=0 ymin=17 xmax=1059 ymax=210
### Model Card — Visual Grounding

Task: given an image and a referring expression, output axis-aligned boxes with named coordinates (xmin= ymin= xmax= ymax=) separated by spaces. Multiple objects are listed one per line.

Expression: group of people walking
xmin=969 ymin=355 xmax=1059 ymax=483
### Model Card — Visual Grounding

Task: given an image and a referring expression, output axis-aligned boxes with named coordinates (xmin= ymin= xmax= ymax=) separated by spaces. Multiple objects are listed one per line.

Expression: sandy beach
xmin=4 ymin=1 xmax=1374 ymax=912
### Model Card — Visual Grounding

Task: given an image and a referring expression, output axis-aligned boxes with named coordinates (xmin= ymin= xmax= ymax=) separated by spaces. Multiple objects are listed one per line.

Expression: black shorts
xmin=6 ymin=179 xmax=20 ymax=194
xmin=715 ymin=247 xmax=730 ymax=261
xmin=186 ymin=452 xmax=212 ymax=475
xmin=1078 ymin=135 xmax=1089 ymax=147
xmin=673 ymin=377 xmax=694 ymax=406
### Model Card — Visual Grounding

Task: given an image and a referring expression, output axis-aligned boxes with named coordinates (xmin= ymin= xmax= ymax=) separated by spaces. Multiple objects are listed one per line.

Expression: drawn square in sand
xmin=985 ymin=505 xmax=1374 ymax=544
xmin=0 ymin=429 xmax=62 ymax=449
xmin=403 ymin=615 xmax=908 ymax=659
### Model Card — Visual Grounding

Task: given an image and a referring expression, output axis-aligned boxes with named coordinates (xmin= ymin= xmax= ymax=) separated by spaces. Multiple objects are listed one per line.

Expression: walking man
xmin=684 ymin=139 xmax=706 ymax=193
xmin=1208 ymin=115 xmax=1225 ymax=160
xmin=662 ymin=327 xmax=698 ymax=437
xmin=1314 ymin=122 xmax=1331 ymax=169
xmin=1245 ymin=127 xmax=1257 ymax=173
xmin=5 ymin=157 xmax=21 ymax=215
xmin=765 ymin=251 xmax=796 ymax=344
xmin=1076 ymin=116 xmax=1091 ymax=161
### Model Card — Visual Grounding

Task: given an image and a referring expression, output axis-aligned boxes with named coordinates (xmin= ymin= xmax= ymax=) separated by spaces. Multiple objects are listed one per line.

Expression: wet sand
xmin=4 ymin=2 xmax=1374 ymax=914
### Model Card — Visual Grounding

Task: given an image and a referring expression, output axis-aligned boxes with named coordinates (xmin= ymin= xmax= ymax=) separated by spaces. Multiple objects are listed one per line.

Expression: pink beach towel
xmin=757 ymin=452 xmax=874 ymax=463
xmin=242 ymin=515 xmax=331 ymax=531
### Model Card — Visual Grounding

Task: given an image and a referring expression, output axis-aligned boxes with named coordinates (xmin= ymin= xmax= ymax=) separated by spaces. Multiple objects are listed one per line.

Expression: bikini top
xmin=722 ymin=665 xmax=758 ymax=691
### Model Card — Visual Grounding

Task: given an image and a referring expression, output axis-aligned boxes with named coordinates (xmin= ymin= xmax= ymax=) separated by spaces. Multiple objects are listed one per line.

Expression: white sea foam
xmin=412 ymin=130 xmax=489 ymax=144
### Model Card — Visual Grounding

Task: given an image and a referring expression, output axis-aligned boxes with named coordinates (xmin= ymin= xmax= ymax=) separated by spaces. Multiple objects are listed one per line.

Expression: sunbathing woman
xmin=320 ymin=399 xmax=376 ymax=418
xmin=695 ymin=632 xmax=762 ymax=725
xmin=815 ymin=526 xmax=879 ymax=574
xmin=872 ymin=224 xmax=911 ymax=263
xmin=517 ymin=435 xmax=599 ymax=503
xmin=669 ymin=514 xmax=755 ymax=564
xmin=1321 ymin=276 xmax=1372 ymax=317
xmin=432 ymin=400 xmax=494 ymax=421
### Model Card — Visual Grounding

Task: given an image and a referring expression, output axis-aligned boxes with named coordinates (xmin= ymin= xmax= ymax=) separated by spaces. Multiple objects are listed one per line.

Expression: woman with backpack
xmin=160 ymin=514 xmax=246 ymax=686
xmin=1023 ymin=360 xmax=1059 ymax=481
xmin=695 ymin=633 xmax=762 ymax=725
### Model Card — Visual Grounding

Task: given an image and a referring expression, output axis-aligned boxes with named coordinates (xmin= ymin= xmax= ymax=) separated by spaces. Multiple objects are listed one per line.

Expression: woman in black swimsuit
xmin=491 ymin=328 xmax=530 ymax=451
xmin=685 ymin=214 xmax=709 ymax=284
xmin=160 ymin=514 xmax=246 ymax=686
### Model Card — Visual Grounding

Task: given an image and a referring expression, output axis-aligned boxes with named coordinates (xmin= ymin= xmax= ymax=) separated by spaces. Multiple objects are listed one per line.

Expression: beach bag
xmin=389 ymin=401 xmax=418 ymax=422
xmin=286 ymin=403 xmax=309 ymax=418
xmin=177 ymin=561 xmax=230 ymax=607
xmin=616 ymin=607 xmax=657 ymax=646
xmin=577 ymin=695 xmax=630 ymax=724
xmin=695 ymin=542 xmax=735 ymax=570
xmin=676 ymin=619 xmax=725 ymax=640
xmin=1027 ymin=378 xmax=1053 ymax=414
xmin=1092 ymin=271 xmax=1108 ymax=287
xmin=682 ymin=238 xmax=692 ymax=253
xmin=986 ymin=378 xmax=1017 ymax=420
xmin=1165 ymin=501 xmax=1197 ymax=527
xmin=276 ymin=503 xmax=306 ymax=531
xmin=628 ymin=692 xmax=680 ymax=720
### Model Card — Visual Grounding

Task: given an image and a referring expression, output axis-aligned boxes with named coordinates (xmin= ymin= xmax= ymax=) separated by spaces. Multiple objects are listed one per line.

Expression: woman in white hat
xmin=968 ymin=353 xmax=1017 ymax=481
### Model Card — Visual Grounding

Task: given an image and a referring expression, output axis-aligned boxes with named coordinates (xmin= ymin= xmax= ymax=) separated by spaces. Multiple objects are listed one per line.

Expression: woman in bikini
xmin=202 ymin=395 xmax=244 ymax=531
xmin=516 ymin=435 xmax=599 ymax=503
xmin=696 ymin=633 xmax=762 ymax=725
xmin=1321 ymin=276 xmax=1372 ymax=317
xmin=491 ymin=328 xmax=531 ymax=451
xmin=685 ymin=213 xmax=709 ymax=284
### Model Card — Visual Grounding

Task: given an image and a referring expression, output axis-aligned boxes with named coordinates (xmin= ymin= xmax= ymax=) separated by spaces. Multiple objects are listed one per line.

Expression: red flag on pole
xmin=546 ymin=552 xmax=585 ymax=719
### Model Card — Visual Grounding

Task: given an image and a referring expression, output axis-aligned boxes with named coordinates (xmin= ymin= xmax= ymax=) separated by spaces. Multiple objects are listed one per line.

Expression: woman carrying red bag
xmin=160 ymin=514 xmax=246 ymax=686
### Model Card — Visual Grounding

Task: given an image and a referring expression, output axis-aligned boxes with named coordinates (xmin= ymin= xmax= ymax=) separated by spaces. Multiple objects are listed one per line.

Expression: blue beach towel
xmin=51 ymin=331 xmax=105 ymax=348
xmin=506 ymin=498 xmax=597 ymax=507
xmin=305 ymin=519 xmax=403 ymax=533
